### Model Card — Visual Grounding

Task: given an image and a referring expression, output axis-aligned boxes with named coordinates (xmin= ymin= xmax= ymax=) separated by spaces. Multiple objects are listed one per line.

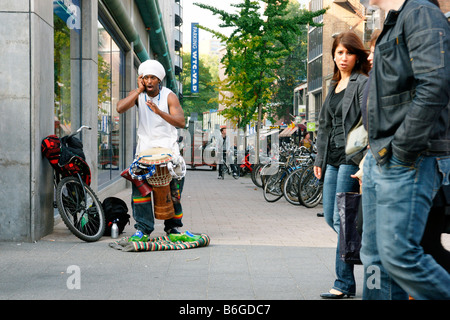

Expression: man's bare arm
xmin=117 ymin=76 xmax=145 ymax=114
xmin=146 ymin=92 xmax=185 ymax=128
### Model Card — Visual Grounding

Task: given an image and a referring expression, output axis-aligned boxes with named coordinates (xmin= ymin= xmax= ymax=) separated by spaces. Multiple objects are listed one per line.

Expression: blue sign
xmin=191 ymin=23 xmax=199 ymax=93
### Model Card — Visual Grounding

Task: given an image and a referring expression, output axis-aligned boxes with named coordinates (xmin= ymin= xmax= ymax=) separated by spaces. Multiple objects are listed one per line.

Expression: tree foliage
xmin=269 ymin=1 xmax=309 ymax=122
xmin=181 ymin=52 xmax=219 ymax=122
xmin=194 ymin=0 xmax=325 ymax=129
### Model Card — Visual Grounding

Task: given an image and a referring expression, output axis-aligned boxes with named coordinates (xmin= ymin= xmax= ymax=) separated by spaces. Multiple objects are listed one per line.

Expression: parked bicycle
xmin=282 ymin=148 xmax=315 ymax=205
xmin=250 ymin=152 xmax=273 ymax=188
xmin=257 ymin=139 xmax=323 ymax=208
xmin=262 ymin=143 xmax=305 ymax=202
xmin=41 ymin=126 xmax=106 ymax=242
xmin=251 ymin=162 xmax=267 ymax=188
xmin=239 ymin=147 xmax=254 ymax=177
xmin=254 ymin=141 xmax=291 ymax=189
xmin=297 ymin=164 xmax=323 ymax=208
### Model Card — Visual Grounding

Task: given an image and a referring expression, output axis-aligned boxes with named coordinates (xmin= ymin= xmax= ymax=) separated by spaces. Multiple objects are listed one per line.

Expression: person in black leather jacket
xmin=360 ymin=0 xmax=450 ymax=300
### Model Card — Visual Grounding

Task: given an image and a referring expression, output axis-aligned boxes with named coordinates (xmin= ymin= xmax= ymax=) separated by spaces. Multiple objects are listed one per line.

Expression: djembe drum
xmin=135 ymin=147 xmax=175 ymax=220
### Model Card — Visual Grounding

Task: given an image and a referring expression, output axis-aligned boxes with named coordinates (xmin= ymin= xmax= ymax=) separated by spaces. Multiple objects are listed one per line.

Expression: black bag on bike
xmin=102 ymin=197 xmax=130 ymax=236
xmin=60 ymin=136 xmax=86 ymax=164
xmin=42 ymin=134 xmax=91 ymax=185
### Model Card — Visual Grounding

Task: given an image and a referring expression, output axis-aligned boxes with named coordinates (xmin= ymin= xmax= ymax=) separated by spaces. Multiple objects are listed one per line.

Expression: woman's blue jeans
xmin=361 ymin=152 xmax=450 ymax=300
xmin=323 ymin=163 xmax=360 ymax=296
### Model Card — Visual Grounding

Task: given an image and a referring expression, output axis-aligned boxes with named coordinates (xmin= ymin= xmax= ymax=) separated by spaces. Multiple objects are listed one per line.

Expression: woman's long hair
xmin=331 ymin=31 xmax=370 ymax=82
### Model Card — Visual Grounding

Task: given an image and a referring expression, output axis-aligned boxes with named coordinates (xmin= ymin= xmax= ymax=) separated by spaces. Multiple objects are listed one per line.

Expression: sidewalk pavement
xmin=1 ymin=169 xmax=448 ymax=301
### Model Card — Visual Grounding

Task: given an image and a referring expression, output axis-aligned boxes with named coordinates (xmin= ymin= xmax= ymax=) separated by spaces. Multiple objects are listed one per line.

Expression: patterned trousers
xmin=131 ymin=177 xmax=184 ymax=235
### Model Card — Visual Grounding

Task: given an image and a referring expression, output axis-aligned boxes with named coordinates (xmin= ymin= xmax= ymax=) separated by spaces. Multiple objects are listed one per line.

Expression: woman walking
xmin=313 ymin=31 xmax=370 ymax=299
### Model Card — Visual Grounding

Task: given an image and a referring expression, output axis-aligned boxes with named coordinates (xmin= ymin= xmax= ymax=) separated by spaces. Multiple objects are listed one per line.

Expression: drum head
xmin=138 ymin=147 xmax=173 ymax=165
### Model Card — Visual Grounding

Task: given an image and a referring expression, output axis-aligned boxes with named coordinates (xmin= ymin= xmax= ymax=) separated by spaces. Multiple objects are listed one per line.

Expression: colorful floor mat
xmin=109 ymin=234 xmax=210 ymax=252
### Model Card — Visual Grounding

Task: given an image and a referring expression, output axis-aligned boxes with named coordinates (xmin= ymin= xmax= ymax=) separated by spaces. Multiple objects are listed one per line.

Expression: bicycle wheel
xmin=251 ymin=164 xmax=263 ymax=188
xmin=263 ymin=170 xmax=285 ymax=202
xmin=298 ymin=167 xmax=323 ymax=208
xmin=56 ymin=176 xmax=106 ymax=242
xmin=282 ymin=167 xmax=304 ymax=205
xmin=260 ymin=162 xmax=280 ymax=189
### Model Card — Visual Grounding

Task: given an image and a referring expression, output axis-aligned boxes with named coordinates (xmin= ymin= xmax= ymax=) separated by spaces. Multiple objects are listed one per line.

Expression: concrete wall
xmin=0 ymin=0 xmax=104 ymax=242
xmin=81 ymin=0 xmax=100 ymax=192
xmin=0 ymin=0 xmax=54 ymax=241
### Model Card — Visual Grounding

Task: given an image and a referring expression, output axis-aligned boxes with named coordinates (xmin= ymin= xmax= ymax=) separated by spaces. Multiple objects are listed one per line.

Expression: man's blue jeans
xmin=323 ymin=163 xmax=360 ymax=296
xmin=361 ymin=152 xmax=450 ymax=300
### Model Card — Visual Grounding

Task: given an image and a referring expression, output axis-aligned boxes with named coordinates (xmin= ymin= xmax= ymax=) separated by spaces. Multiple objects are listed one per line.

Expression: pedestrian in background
xmin=360 ymin=0 xmax=450 ymax=300
xmin=300 ymin=131 xmax=313 ymax=152
xmin=314 ymin=31 xmax=370 ymax=299
xmin=217 ymin=127 xmax=238 ymax=179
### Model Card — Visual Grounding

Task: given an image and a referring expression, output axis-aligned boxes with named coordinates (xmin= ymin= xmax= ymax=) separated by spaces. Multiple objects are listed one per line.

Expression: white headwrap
xmin=138 ymin=60 xmax=166 ymax=81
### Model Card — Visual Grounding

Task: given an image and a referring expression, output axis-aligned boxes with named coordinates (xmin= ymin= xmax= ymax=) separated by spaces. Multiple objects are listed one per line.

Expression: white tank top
xmin=136 ymin=87 xmax=179 ymax=157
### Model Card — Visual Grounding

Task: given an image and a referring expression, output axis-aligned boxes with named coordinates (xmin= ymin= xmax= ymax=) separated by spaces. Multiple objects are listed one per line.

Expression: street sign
xmin=307 ymin=122 xmax=316 ymax=132
xmin=191 ymin=23 xmax=199 ymax=93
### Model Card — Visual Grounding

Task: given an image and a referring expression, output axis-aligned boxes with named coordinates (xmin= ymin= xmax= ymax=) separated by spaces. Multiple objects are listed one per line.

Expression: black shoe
xmin=320 ymin=291 xmax=352 ymax=299
xmin=165 ymin=227 xmax=180 ymax=235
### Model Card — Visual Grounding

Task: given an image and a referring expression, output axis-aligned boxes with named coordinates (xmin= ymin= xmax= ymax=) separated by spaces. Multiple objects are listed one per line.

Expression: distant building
xmin=293 ymin=82 xmax=308 ymax=120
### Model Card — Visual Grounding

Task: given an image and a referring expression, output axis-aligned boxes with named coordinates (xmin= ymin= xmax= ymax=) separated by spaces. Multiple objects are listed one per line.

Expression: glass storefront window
xmin=97 ymin=20 xmax=125 ymax=186
xmin=53 ymin=0 xmax=82 ymax=136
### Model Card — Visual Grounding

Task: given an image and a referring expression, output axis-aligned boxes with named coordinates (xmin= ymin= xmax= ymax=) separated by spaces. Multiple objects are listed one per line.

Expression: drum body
xmin=137 ymin=148 xmax=175 ymax=220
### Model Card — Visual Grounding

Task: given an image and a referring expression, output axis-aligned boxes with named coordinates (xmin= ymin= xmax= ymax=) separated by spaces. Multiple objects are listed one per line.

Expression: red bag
xmin=41 ymin=135 xmax=61 ymax=167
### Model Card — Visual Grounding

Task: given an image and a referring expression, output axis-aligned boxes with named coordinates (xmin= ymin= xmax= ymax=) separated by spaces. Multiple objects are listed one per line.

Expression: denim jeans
xmin=131 ymin=177 xmax=184 ymax=235
xmin=323 ymin=163 xmax=360 ymax=295
xmin=361 ymin=152 xmax=450 ymax=300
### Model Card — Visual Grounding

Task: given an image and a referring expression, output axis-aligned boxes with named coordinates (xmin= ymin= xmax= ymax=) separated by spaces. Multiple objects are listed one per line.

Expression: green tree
xmin=194 ymin=0 xmax=324 ymax=161
xmin=181 ymin=52 xmax=219 ymax=122
xmin=54 ymin=16 xmax=71 ymax=121
xmin=269 ymin=1 xmax=309 ymax=122
xmin=97 ymin=54 xmax=111 ymax=114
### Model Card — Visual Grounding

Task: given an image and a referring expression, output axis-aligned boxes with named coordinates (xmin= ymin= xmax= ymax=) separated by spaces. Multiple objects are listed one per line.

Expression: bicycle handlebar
xmin=68 ymin=125 xmax=91 ymax=139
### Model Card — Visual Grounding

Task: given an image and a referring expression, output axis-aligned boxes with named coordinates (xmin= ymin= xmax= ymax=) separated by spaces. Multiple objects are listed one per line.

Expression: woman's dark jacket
xmin=314 ymin=72 xmax=368 ymax=178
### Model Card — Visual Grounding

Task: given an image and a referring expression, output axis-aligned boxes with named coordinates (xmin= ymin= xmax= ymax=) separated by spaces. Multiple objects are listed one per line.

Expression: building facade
xmin=0 ymin=0 xmax=183 ymax=241
xmin=293 ymin=82 xmax=307 ymax=120
xmin=306 ymin=0 xmax=381 ymax=128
